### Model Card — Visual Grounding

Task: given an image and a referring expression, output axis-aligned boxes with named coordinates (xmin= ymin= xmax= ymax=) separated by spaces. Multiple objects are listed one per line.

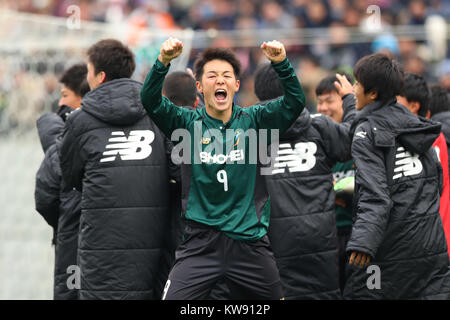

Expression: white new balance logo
xmin=355 ymin=130 xmax=367 ymax=139
xmin=100 ymin=130 xmax=154 ymax=163
xmin=392 ymin=146 xmax=423 ymax=180
xmin=272 ymin=142 xmax=317 ymax=174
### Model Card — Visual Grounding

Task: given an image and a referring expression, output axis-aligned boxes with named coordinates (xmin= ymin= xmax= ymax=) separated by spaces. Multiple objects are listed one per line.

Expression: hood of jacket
xmin=37 ymin=112 xmax=65 ymax=153
xmin=81 ymin=78 xmax=147 ymax=126
xmin=431 ymin=111 xmax=450 ymax=144
xmin=351 ymin=98 xmax=441 ymax=155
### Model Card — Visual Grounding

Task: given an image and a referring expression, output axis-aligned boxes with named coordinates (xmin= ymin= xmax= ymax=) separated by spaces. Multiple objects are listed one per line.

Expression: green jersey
xmin=140 ymin=58 xmax=305 ymax=241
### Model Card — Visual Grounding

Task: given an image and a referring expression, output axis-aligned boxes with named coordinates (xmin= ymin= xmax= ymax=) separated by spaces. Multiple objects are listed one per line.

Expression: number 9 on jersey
xmin=217 ymin=169 xmax=228 ymax=192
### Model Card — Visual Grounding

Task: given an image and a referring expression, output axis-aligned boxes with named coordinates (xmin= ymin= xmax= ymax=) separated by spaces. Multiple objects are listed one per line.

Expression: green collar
xmin=201 ymin=103 xmax=241 ymax=129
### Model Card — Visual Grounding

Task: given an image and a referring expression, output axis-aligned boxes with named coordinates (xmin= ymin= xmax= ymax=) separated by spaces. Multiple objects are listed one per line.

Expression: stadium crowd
xmin=3 ymin=0 xmax=450 ymax=29
xmin=1 ymin=0 xmax=450 ymax=126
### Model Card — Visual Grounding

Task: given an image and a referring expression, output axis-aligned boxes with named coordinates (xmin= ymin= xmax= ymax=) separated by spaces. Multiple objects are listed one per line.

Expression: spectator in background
xmin=437 ymin=60 xmax=450 ymax=92
xmin=397 ymin=73 xmax=450 ymax=258
xmin=259 ymin=0 xmax=297 ymax=29
xmin=35 ymin=63 xmax=89 ymax=300
xmin=303 ymin=0 xmax=330 ymax=28
xmin=371 ymin=34 xmax=400 ymax=59
xmin=429 ymin=0 xmax=450 ymax=19
xmin=397 ymin=37 xmax=418 ymax=63
xmin=328 ymin=0 xmax=348 ymax=22
xmin=315 ymin=73 xmax=356 ymax=294
xmin=408 ymin=0 xmax=428 ymax=25
xmin=60 ymin=39 xmax=171 ymax=300
xmin=343 ymin=6 xmax=361 ymax=27
xmin=259 ymin=63 xmax=356 ymax=299
xmin=319 ymin=22 xmax=357 ymax=71
xmin=404 ymin=54 xmax=430 ymax=80
xmin=297 ymin=55 xmax=328 ymax=113
xmin=127 ymin=1 xmax=178 ymax=45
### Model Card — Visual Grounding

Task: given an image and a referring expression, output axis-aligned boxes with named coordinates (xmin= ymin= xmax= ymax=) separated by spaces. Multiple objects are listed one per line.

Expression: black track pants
xmin=162 ymin=223 xmax=284 ymax=300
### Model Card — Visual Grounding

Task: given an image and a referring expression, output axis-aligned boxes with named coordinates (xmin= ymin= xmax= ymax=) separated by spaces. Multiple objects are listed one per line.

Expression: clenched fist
xmin=158 ymin=37 xmax=183 ymax=67
xmin=349 ymin=251 xmax=371 ymax=267
xmin=261 ymin=40 xmax=287 ymax=64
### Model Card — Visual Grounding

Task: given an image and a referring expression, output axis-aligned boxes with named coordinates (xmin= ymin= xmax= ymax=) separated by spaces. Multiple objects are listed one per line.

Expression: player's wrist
xmin=158 ymin=54 xmax=171 ymax=67
xmin=270 ymin=55 xmax=287 ymax=65
xmin=342 ymin=93 xmax=353 ymax=99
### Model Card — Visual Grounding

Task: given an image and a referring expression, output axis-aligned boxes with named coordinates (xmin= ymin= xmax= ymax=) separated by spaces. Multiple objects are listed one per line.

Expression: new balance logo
xmin=272 ymin=142 xmax=317 ymax=174
xmin=100 ymin=130 xmax=154 ymax=163
xmin=392 ymin=146 xmax=423 ymax=180
xmin=355 ymin=130 xmax=367 ymax=139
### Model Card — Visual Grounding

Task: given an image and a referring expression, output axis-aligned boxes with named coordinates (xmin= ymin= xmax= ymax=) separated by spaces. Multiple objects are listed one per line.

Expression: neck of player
xmin=205 ymin=103 xmax=233 ymax=124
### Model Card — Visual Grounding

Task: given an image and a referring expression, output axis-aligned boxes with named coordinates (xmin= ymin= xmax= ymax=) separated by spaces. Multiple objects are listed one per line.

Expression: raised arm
xmin=317 ymin=73 xmax=356 ymax=162
xmin=251 ymin=41 xmax=306 ymax=134
xmin=334 ymin=73 xmax=356 ymax=124
xmin=140 ymin=38 xmax=193 ymax=137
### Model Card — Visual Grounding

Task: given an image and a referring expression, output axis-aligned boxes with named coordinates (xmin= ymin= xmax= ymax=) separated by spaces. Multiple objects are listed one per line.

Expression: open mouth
xmin=215 ymin=89 xmax=227 ymax=103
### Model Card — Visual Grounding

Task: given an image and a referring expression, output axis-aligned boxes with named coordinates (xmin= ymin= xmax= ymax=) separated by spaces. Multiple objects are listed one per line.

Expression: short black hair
xmin=193 ymin=47 xmax=241 ymax=81
xmin=399 ymin=73 xmax=430 ymax=117
xmin=353 ymin=53 xmax=404 ymax=103
xmin=59 ymin=63 xmax=90 ymax=97
xmin=429 ymin=85 xmax=450 ymax=117
xmin=87 ymin=39 xmax=135 ymax=82
xmin=254 ymin=63 xmax=283 ymax=101
xmin=315 ymin=73 xmax=354 ymax=96
xmin=163 ymin=71 xmax=197 ymax=107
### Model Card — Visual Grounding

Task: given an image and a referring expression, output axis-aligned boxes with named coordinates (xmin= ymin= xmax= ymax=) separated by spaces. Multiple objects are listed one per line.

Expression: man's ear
xmin=410 ymin=101 xmax=421 ymax=115
xmin=98 ymin=71 xmax=107 ymax=85
xmin=426 ymin=110 xmax=431 ymax=119
xmin=196 ymin=81 xmax=203 ymax=94
xmin=369 ymin=90 xmax=378 ymax=102
xmin=235 ymin=79 xmax=240 ymax=92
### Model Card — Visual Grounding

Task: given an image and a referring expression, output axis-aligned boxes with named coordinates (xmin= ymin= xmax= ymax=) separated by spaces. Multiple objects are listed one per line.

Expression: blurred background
xmin=0 ymin=0 xmax=449 ymax=299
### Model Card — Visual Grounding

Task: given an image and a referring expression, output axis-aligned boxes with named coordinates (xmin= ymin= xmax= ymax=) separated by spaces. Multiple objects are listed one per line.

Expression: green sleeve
xmin=140 ymin=59 xmax=194 ymax=138
xmin=250 ymin=58 xmax=306 ymax=134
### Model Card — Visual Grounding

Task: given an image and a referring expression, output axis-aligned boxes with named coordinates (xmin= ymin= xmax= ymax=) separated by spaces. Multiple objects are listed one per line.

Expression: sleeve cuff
xmin=342 ymin=93 xmax=352 ymax=100
xmin=154 ymin=58 xmax=170 ymax=72
xmin=345 ymin=245 xmax=374 ymax=259
xmin=271 ymin=58 xmax=293 ymax=78
xmin=271 ymin=58 xmax=289 ymax=69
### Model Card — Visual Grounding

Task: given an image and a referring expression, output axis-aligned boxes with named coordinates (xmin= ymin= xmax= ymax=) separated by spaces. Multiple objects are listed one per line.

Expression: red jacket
xmin=433 ymin=132 xmax=450 ymax=257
